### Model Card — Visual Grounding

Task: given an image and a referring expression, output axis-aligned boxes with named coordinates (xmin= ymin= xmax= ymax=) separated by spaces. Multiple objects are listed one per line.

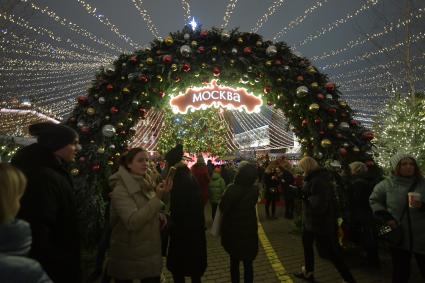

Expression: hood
xmin=0 ymin=219 xmax=31 ymax=256
xmin=11 ymin=143 xmax=63 ymax=172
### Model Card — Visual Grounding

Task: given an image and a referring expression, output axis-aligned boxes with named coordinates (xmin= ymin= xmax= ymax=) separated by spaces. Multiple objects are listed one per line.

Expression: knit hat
xmin=349 ymin=161 xmax=367 ymax=175
xmin=390 ymin=152 xmax=416 ymax=170
xmin=29 ymin=122 xmax=78 ymax=152
xmin=165 ymin=144 xmax=184 ymax=167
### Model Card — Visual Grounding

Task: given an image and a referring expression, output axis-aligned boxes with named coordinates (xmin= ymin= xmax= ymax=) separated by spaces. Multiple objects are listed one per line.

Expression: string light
xmin=296 ymin=0 xmax=380 ymax=47
xmin=221 ymin=0 xmax=239 ymax=29
xmin=251 ymin=0 xmax=286 ymax=33
xmin=76 ymin=0 xmax=142 ymax=49
xmin=181 ymin=0 xmax=191 ymax=22
xmin=131 ymin=0 xmax=162 ymax=39
xmin=272 ymin=0 xmax=329 ymax=41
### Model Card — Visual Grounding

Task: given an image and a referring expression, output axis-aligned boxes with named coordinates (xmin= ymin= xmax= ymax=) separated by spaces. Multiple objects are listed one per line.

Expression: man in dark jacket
xmin=11 ymin=122 xmax=81 ymax=283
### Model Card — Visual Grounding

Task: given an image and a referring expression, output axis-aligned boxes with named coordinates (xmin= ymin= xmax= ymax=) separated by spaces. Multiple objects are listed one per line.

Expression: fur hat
xmin=29 ymin=122 xmax=78 ymax=152
xmin=390 ymin=152 xmax=416 ymax=170
xmin=165 ymin=144 xmax=184 ymax=167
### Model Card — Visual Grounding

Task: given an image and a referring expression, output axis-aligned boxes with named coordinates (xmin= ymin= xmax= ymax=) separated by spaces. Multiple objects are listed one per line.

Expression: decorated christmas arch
xmin=67 ymin=26 xmax=374 ymax=246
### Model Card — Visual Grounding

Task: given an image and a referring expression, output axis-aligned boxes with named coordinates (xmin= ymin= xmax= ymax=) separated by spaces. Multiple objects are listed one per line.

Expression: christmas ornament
xmin=327 ymin=122 xmax=335 ymax=129
xmin=321 ymin=139 xmax=332 ymax=148
xmin=213 ymin=67 xmax=221 ymax=77
xmin=122 ymin=87 xmax=130 ymax=94
xmin=200 ymin=30 xmax=208 ymax=38
xmin=197 ymin=46 xmax=206 ymax=54
xmin=146 ymin=57 xmax=154 ymax=65
xmin=362 ymin=131 xmax=374 ymax=141
xmin=102 ymin=124 xmax=116 ymax=137
xmin=171 ymin=64 xmax=178 ymax=72
xmin=184 ymin=33 xmax=190 ymax=40
xmin=309 ymin=103 xmax=320 ymax=112
xmin=314 ymin=152 xmax=324 ymax=159
xmin=164 ymin=36 xmax=174 ymax=46
xmin=297 ymin=75 xmax=304 ymax=81
xmin=353 ymin=146 xmax=360 ymax=152
xmin=302 ymin=119 xmax=308 ymax=127
xmin=306 ymin=66 xmax=317 ymax=75
xmin=92 ymin=164 xmax=101 ymax=172
xmin=256 ymin=40 xmax=262 ymax=47
xmin=97 ymin=147 xmax=105 ymax=154
xmin=182 ymin=64 xmax=191 ymax=72
xmin=296 ymin=86 xmax=309 ymax=98
xmin=310 ymin=82 xmax=319 ymax=89
xmin=237 ymin=37 xmax=244 ymax=44
xmin=243 ymin=47 xmax=252 ymax=55
xmin=180 ymin=45 xmax=191 ymax=57
xmin=265 ymin=60 xmax=272 ymax=67
xmin=156 ymin=75 xmax=163 ymax=82
xmin=339 ymin=148 xmax=348 ymax=155
xmin=163 ymin=55 xmax=172 ymax=64
xmin=98 ymin=97 xmax=106 ymax=104
xmin=326 ymin=94 xmax=333 ymax=99
xmin=211 ymin=46 xmax=218 ymax=53
xmin=327 ymin=108 xmax=337 ymax=115
xmin=231 ymin=48 xmax=238 ymax=55
xmin=266 ymin=45 xmax=277 ymax=57
xmin=86 ymin=107 xmax=96 ymax=115
xmin=81 ymin=126 xmax=90 ymax=134
xmin=325 ymin=82 xmax=336 ymax=92
xmin=70 ymin=168 xmax=80 ymax=176
xmin=106 ymin=84 xmax=114 ymax=92
xmin=221 ymin=30 xmax=230 ymax=41
xmin=130 ymin=55 xmax=138 ymax=64
xmin=138 ymin=74 xmax=149 ymax=83
xmin=110 ymin=106 xmax=119 ymax=114
xmin=191 ymin=40 xmax=198 ymax=47
xmin=339 ymin=100 xmax=348 ymax=108
xmin=77 ymin=96 xmax=88 ymax=105
xmin=339 ymin=122 xmax=350 ymax=129
xmin=314 ymin=118 xmax=321 ymax=125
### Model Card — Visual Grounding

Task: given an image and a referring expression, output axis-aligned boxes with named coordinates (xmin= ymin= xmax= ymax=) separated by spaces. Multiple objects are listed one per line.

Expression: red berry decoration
xmin=327 ymin=108 xmax=337 ymax=114
xmin=162 ymin=55 xmax=172 ymax=64
xmin=81 ymin=126 xmax=90 ymax=134
xmin=297 ymin=75 xmax=304 ymax=81
xmin=243 ymin=47 xmax=252 ymax=55
xmin=182 ymin=63 xmax=191 ymax=72
xmin=213 ymin=67 xmax=221 ymax=77
xmin=339 ymin=148 xmax=348 ymax=156
xmin=317 ymin=93 xmax=325 ymax=100
xmin=138 ymin=74 xmax=149 ymax=83
xmin=263 ymin=86 xmax=272 ymax=94
xmin=325 ymin=82 xmax=336 ymax=92
xmin=314 ymin=118 xmax=321 ymax=125
xmin=350 ymin=119 xmax=359 ymax=126
xmin=275 ymin=59 xmax=282 ymax=66
xmin=302 ymin=119 xmax=308 ymax=127
xmin=130 ymin=55 xmax=138 ymax=64
xmin=77 ymin=95 xmax=88 ymax=105
xmin=197 ymin=46 xmax=206 ymax=54
xmin=159 ymin=91 xmax=166 ymax=98
xmin=106 ymin=84 xmax=114 ymax=92
xmin=110 ymin=106 xmax=119 ymax=114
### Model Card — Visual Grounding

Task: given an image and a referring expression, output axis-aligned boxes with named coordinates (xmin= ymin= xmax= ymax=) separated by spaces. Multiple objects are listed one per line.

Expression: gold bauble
xmin=321 ymin=139 xmax=332 ymax=148
xmin=307 ymin=66 xmax=317 ymax=75
xmin=156 ymin=75 xmax=163 ymax=82
xmin=310 ymin=82 xmax=319 ymax=89
xmin=211 ymin=46 xmax=218 ymax=53
xmin=115 ymin=152 xmax=121 ymax=157
xmin=121 ymin=76 xmax=126 ymax=80
xmin=276 ymin=78 xmax=283 ymax=83
xmin=308 ymin=103 xmax=320 ymax=112
xmin=191 ymin=40 xmax=198 ymax=47
xmin=122 ymin=87 xmax=130 ymax=94
xmin=171 ymin=64 xmax=178 ymax=72
xmin=140 ymin=91 xmax=148 ymax=97
xmin=339 ymin=100 xmax=348 ymax=108
xmin=353 ymin=146 xmax=360 ymax=152
xmin=237 ymin=37 xmax=244 ymax=44
xmin=86 ymin=107 xmax=96 ymax=115
xmin=164 ymin=36 xmax=174 ymax=46
xmin=256 ymin=40 xmax=263 ymax=47
xmin=265 ymin=60 xmax=273 ymax=67
xmin=114 ymin=96 xmax=119 ymax=100
xmin=97 ymin=147 xmax=105 ymax=154
xmin=127 ymin=117 xmax=133 ymax=122
xmin=146 ymin=57 xmax=154 ymax=65
xmin=70 ymin=168 xmax=80 ymax=176
xmin=300 ymin=138 xmax=309 ymax=145
xmin=139 ymin=63 xmax=144 ymax=68
xmin=107 ymin=160 xmax=114 ymax=166
xmin=327 ymin=122 xmax=335 ymax=129
xmin=201 ymin=63 xmax=207 ymax=69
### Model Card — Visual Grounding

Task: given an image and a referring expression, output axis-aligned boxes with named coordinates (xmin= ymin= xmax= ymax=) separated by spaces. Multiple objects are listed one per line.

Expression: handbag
xmin=210 ymin=205 xmax=222 ymax=237
xmin=377 ymin=179 xmax=417 ymax=246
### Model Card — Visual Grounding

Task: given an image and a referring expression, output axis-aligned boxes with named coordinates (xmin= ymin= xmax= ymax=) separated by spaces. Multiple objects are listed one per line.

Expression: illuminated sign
xmin=169 ymin=80 xmax=263 ymax=114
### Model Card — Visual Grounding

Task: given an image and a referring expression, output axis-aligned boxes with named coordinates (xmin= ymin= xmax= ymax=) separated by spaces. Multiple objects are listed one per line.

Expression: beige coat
xmin=107 ymin=166 xmax=163 ymax=280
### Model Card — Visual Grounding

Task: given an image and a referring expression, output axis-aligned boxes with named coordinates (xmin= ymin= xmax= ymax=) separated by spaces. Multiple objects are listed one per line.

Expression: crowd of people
xmin=0 ymin=122 xmax=424 ymax=283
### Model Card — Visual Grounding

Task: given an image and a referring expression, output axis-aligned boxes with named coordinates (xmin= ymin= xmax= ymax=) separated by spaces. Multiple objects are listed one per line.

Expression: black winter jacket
xmin=11 ymin=143 xmax=81 ymax=283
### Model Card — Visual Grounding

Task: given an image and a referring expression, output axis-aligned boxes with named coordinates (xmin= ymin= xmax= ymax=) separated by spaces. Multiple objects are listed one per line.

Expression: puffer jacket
xmin=107 ymin=166 xmax=164 ymax=280
xmin=370 ymin=175 xmax=425 ymax=254
xmin=0 ymin=219 xmax=52 ymax=283
xmin=209 ymin=172 xmax=226 ymax=204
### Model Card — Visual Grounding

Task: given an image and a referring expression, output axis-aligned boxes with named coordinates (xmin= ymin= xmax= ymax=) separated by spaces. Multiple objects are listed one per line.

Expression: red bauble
xmin=263 ymin=86 xmax=272 ymax=94
xmin=213 ymin=67 xmax=221 ymax=77
xmin=77 ymin=95 xmax=88 ymax=105
xmin=197 ymin=46 xmax=206 ymax=54
xmin=297 ymin=75 xmax=304 ymax=81
xmin=325 ymin=82 xmax=336 ymax=92
xmin=362 ymin=131 xmax=374 ymax=141
xmin=350 ymin=119 xmax=359 ymax=126
xmin=92 ymin=164 xmax=101 ymax=172
xmin=314 ymin=118 xmax=321 ymax=125
xmin=302 ymin=119 xmax=308 ymax=127
xmin=139 ymin=108 xmax=147 ymax=118
xmin=130 ymin=55 xmax=138 ymax=64
xmin=162 ymin=55 xmax=172 ymax=64
xmin=79 ymin=156 xmax=86 ymax=162
xmin=327 ymin=108 xmax=337 ymax=114
xmin=174 ymin=76 xmax=181 ymax=83
xmin=159 ymin=91 xmax=166 ymax=98
xmin=317 ymin=93 xmax=325 ymax=100
xmin=81 ymin=126 xmax=90 ymax=134
xmin=243 ymin=47 xmax=252 ymax=55
xmin=182 ymin=64 xmax=191 ymax=72
xmin=138 ymin=74 xmax=149 ymax=83
xmin=339 ymin=148 xmax=348 ymax=156
xmin=110 ymin=106 xmax=119 ymax=114
xmin=275 ymin=59 xmax=282 ymax=66
xmin=200 ymin=31 xmax=208 ymax=38
xmin=106 ymin=84 xmax=114 ymax=92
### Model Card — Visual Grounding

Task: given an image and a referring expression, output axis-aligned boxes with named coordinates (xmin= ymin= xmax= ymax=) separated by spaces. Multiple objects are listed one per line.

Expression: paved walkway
xmin=159 ymin=202 xmax=422 ymax=283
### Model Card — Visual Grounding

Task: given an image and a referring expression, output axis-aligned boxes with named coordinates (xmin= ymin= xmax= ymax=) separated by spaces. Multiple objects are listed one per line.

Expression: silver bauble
xmin=339 ymin=122 xmax=350 ymax=129
xmin=266 ymin=45 xmax=277 ymax=57
xmin=109 ymin=144 xmax=116 ymax=150
xmin=296 ymin=86 xmax=309 ymax=98
xmin=221 ymin=30 xmax=230 ymax=41
xmin=98 ymin=97 xmax=106 ymax=104
xmin=183 ymin=33 xmax=190 ymax=40
xmin=180 ymin=45 xmax=192 ymax=57
xmin=326 ymin=94 xmax=333 ymax=99
xmin=128 ymin=72 xmax=138 ymax=80
xmin=231 ymin=48 xmax=238 ymax=55
xmin=102 ymin=124 xmax=116 ymax=137
xmin=77 ymin=121 xmax=85 ymax=128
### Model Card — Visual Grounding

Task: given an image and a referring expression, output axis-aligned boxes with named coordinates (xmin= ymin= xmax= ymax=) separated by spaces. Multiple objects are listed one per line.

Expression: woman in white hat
xmin=369 ymin=152 xmax=425 ymax=282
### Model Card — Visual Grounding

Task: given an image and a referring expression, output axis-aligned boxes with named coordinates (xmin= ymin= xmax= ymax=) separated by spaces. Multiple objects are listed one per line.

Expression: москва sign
xmin=169 ymin=80 xmax=263 ymax=114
